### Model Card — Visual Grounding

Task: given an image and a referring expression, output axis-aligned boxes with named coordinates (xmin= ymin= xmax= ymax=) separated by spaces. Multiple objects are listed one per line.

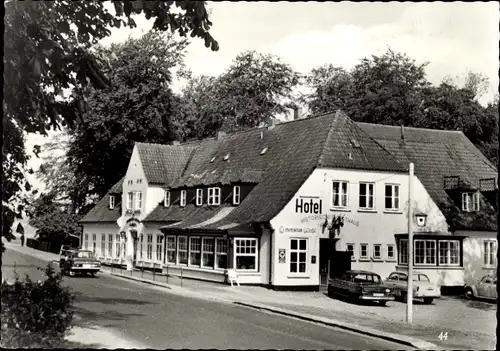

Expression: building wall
xmin=269 ymin=167 xmax=448 ymax=287
xmin=122 ymin=146 xmax=148 ymax=217
xmin=81 ymin=223 xmax=120 ymax=260
xmin=460 ymin=231 xmax=497 ymax=284
xmin=145 ymin=187 xmax=164 ymax=220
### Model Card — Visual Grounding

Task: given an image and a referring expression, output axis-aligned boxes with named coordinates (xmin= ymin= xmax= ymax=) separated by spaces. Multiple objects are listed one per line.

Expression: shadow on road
xmin=73 ymin=291 xmax=155 ymax=306
xmin=71 ymin=305 xmax=145 ymax=327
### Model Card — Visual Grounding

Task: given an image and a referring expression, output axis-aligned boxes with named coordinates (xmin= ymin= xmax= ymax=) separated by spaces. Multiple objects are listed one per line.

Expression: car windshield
xmin=75 ymin=251 xmax=94 ymax=258
xmin=415 ymin=274 xmax=430 ymax=282
xmin=353 ymin=273 xmax=381 ymax=283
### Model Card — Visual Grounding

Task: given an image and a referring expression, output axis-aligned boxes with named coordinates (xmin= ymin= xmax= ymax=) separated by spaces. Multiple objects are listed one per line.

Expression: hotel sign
xmin=295 ymin=196 xmax=322 ymax=214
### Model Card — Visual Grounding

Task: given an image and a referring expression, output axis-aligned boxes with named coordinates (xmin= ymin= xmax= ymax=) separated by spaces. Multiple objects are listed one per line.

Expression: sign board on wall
xmin=278 ymin=249 xmax=286 ymax=263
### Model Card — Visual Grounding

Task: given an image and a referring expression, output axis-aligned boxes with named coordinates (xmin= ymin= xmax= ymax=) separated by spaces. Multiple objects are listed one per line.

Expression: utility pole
xmin=407 ymin=162 xmax=414 ymax=324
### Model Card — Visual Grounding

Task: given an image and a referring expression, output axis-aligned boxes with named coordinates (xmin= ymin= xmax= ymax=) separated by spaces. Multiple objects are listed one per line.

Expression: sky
xmin=24 ymin=1 xmax=499 ymax=192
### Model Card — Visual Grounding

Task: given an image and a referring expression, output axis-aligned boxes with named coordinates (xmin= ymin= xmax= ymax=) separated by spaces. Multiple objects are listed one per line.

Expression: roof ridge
xmin=356 ymin=122 xmax=465 ymax=134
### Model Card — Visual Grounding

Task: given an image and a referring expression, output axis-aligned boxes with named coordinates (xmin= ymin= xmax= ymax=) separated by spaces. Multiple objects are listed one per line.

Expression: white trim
xmin=438 ymin=240 xmax=460 ymax=266
xmin=196 ymin=189 xmax=203 ymax=206
xmin=372 ymin=244 xmax=382 ymax=260
xmin=359 ymin=243 xmax=368 ymax=259
xmin=134 ymin=191 xmax=142 ymax=210
xmin=201 ymin=237 xmax=215 ymax=269
xmin=359 ymin=182 xmax=375 ymax=210
xmin=234 ymin=238 xmax=258 ymax=272
xmin=127 ymin=192 xmax=133 ymax=210
xmin=386 ymin=244 xmax=396 ymax=261
xmin=180 ymin=190 xmax=187 ymax=207
xmin=331 ymin=180 xmax=349 ymax=209
xmin=346 ymin=243 xmax=356 ymax=261
xmin=215 ymin=238 xmax=228 ymax=270
xmin=208 ymin=187 xmax=221 ymax=205
xmin=484 ymin=239 xmax=497 ymax=267
xmin=166 ymin=236 xmax=176 ymax=264
xmin=189 ymin=237 xmax=201 ymax=267
xmin=177 ymin=236 xmax=188 ymax=265
xmin=233 ymin=186 xmax=241 ymax=205
xmin=384 ymin=183 xmax=400 ymax=211
xmin=399 ymin=239 xmax=408 ymax=265
xmin=109 ymin=196 xmax=115 ymax=209
xmin=156 ymin=234 xmax=164 ymax=262
xmin=146 ymin=234 xmax=153 ymax=261
xmin=164 ymin=190 xmax=171 ymax=207
xmin=289 ymin=238 xmax=308 ymax=275
xmin=414 ymin=239 xmax=437 ymax=266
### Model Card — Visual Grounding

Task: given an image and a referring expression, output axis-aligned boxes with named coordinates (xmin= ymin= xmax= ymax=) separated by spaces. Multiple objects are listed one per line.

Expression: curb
xmin=234 ymin=301 xmax=437 ymax=350
xmin=109 ymin=272 xmax=171 ymax=290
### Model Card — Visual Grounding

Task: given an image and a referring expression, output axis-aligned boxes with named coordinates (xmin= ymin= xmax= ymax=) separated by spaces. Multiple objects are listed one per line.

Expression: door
xmin=477 ymin=276 xmax=492 ymax=297
xmin=319 ymin=239 xmax=334 ymax=287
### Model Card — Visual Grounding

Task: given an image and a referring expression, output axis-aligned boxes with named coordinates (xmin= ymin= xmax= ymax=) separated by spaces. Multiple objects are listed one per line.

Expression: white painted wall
xmin=145 ymin=187 xmax=165 ymax=220
xmin=122 ymin=145 xmax=148 ymax=218
xmin=462 ymin=233 xmax=497 ymax=284
xmin=81 ymin=223 xmax=119 ymax=259
xmin=270 ymin=167 xmax=448 ymax=286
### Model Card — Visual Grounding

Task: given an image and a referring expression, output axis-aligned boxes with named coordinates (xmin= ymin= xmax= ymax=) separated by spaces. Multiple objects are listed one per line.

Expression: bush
xmin=1 ymin=263 xmax=75 ymax=348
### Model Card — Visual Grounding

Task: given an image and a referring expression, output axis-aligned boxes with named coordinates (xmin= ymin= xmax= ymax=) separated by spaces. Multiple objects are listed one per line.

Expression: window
xmin=121 ymin=237 xmax=126 ymax=258
xmin=439 ymin=240 xmax=460 ymax=265
xmin=234 ymin=238 xmax=258 ymax=271
xmin=359 ymin=183 xmax=375 ymax=210
xmin=385 ymin=184 xmax=400 ymax=210
xmin=101 ymin=234 xmax=106 ymax=257
xmin=92 ymin=234 xmax=96 ymax=254
xmin=166 ymin=236 xmax=176 ymax=263
xmin=164 ymin=191 xmax=170 ymax=207
xmin=387 ymin=244 xmax=395 ymax=260
xmin=84 ymin=234 xmax=89 ymax=250
xmin=196 ymin=189 xmax=203 ymax=206
xmin=399 ymin=239 xmax=408 ymax=265
xmin=178 ymin=236 xmax=188 ymax=265
xmin=233 ymin=186 xmax=241 ymax=205
xmin=346 ymin=243 xmax=355 ymax=260
xmin=290 ymin=239 xmax=307 ymax=273
xmin=137 ymin=179 xmax=142 ymax=184
xmin=108 ymin=234 xmax=113 ymax=257
xmin=146 ymin=234 xmax=153 ymax=260
xmin=373 ymin=244 xmax=382 ymax=259
xmin=332 ymin=181 xmax=348 ymax=208
xmin=180 ymin=190 xmax=187 ymax=207
xmin=128 ymin=180 xmax=133 ymax=185
xmin=135 ymin=191 xmax=142 ymax=210
xmin=415 ymin=239 xmax=436 ymax=265
xmin=127 ymin=192 xmax=133 ymax=210
xmin=139 ymin=234 xmax=144 ymax=260
xmin=215 ymin=238 xmax=227 ymax=269
xmin=208 ymin=187 xmax=221 ymax=205
xmin=359 ymin=244 xmax=368 ymax=259
xmin=462 ymin=192 xmax=480 ymax=212
xmin=115 ymin=234 xmax=121 ymax=258
xmin=109 ymin=196 xmax=115 ymax=209
xmin=202 ymin=237 xmax=215 ymax=268
xmin=484 ymin=240 xmax=497 ymax=267
xmin=156 ymin=235 xmax=164 ymax=262
xmin=189 ymin=237 xmax=201 ymax=266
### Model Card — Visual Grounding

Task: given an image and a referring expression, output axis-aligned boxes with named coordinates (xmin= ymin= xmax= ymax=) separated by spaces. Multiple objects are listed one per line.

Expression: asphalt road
xmin=2 ymin=248 xmax=410 ymax=350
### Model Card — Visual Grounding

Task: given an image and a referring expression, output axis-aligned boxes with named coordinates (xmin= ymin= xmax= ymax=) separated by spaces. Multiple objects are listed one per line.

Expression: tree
xmin=179 ymin=50 xmax=301 ymax=140
xmin=67 ymin=31 xmax=189 ymax=205
xmin=3 ymin=1 xmax=217 ymax=249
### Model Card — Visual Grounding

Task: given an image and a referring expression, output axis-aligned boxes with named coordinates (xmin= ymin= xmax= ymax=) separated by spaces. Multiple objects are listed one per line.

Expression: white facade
xmin=459 ymin=231 xmax=497 ymax=284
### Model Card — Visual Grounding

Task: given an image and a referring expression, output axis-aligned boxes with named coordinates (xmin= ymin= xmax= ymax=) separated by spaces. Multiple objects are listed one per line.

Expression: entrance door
xmin=319 ymin=239 xmax=335 ymax=288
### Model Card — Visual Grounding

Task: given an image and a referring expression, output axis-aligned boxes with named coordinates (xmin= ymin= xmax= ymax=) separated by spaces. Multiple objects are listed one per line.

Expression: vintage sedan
xmin=327 ymin=270 xmax=394 ymax=306
xmin=464 ymin=274 xmax=497 ymax=301
xmin=62 ymin=250 xmax=101 ymax=277
xmin=385 ymin=271 xmax=441 ymax=304
xmin=59 ymin=245 xmax=78 ymax=268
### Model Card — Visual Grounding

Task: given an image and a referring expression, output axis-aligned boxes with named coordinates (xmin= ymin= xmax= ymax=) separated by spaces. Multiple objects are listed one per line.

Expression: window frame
xmin=215 ymin=238 xmax=228 ymax=270
xmin=438 ymin=240 xmax=460 ymax=266
xmin=331 ymin=180 xmax=349 ymax=208
xmin=109 ymin=195 xmax=115 ymax=209
xmin=166 ymin=236 xmax=176 ymax=264
xmin=134 ymin=191 xmax=142 ymax=210
xmin=177 ymin=236 xmax=188 ymax=265
xmin=208 ymin=187 xmax=221 ymax=205
xmin=189 ymin=237 xmax=202 ymax=267
xmin=359 ymin=182 xmax=375 ymax=210
xmin=414 ymin=239 xmax=436 ymax=266
xmin=289 ymin=238 xmax=308 ymax=274
xmin=164 ymin=190 xmax=171 ymax=207
xmin=384 ymin=183 xmax=400 ymax=211
xmin=146 ymin=234 xmax=153 ymax=261
xmin=373 ymin=244 xmax=382 ymax=260
xmin=127 ymin=192 xmax=133 ymax=210
xmin=399 ymin=239 xmax=408 ymax=265
xmin=115 ymin=234 xmax=121 ymax=258
xmin=233 ymin=186 xmax=241 ymax=205
xmin=101 ymin=234 xmax=106 ymax=257
xmin=107 ymin=234 xmax=113 ymax=257
xmin=346 ymin=243 xmax=356 ymax=261
xmin=359 ymin=243 xmax=368 ymax=259
xmin=386 ymin=244 xmax=396 ymax=261
xmin=139 ymin=234 xmax=144 ymax=260
xmin=201 ymin=237 xmax=215 ymax=269
xmin=196 ymin=189 xmax=203 ymax=206
xmin=180 ymin=190 xmax=187 ymax=207
xmin=234 ymin=238 xmax=258 ymax=272
xmin=156 ymin=235 xmax=164 ymax=262
xmin=484 ymin=240 xmax=497 ymax=267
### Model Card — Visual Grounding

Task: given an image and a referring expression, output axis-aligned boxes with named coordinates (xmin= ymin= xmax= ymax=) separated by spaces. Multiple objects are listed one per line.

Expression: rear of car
xmin=354 ymin=273 xmax=394 ymax=305
xmin=63 ymin=250 xmax=101 ymax=277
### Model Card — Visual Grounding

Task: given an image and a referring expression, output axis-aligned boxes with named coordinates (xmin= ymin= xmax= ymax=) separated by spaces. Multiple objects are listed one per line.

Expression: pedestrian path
xmin=4 ymin=241 xmax=495 ymax=350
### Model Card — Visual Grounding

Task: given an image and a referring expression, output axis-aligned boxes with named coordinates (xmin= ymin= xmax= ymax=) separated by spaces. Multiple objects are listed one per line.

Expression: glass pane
xmin=299 ymin=240 xmax=306 ymax=250
xmin=290 ymin=262 xmax=297 ymax=273
xmin=385 ymin=185 xmax=392 ymax=197
xmin=385 ymin=197 xmax=392 ymax=209
xmin=299 ymin=263 xmax=306 ymax=273
xmin=236 ymin=256 xmax=255 ymax=270
xmin=299 ymin=252 xmax=306 ymax=262
xmin=291 ymin=252 xmax=297 ymax=263
xmin=368 ymin=195 xmax=374 ymax=208
xmin=359 ymin=195 xmax=367 ymax=208
xmin=167 ymin=251 xmax=176 ymax=263
xmin=189 ymin=252 xmax=201 ymax=266
xmin=178 ymin=251 xmax=188 ymax=264
xmin=216 ymin=254 xmax=227 ymax=269
xmin=360 ymin=183 xmax=366 ymax=195
xmin=202 ymin=253 xmax=214 ymax=267
xmin=291 ymin=239 xmax=297 ymax=250
xmin=394 ymin=186 xmax=399 ymax=197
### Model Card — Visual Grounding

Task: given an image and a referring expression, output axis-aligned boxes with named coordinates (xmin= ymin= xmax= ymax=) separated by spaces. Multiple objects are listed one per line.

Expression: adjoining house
xmin=79 ymin=110 xmax=498 ymax=291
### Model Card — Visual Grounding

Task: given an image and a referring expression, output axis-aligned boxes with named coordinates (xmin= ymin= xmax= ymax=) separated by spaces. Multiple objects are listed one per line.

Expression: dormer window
xmin=109 ymin=195 xmax=115 ymax=209
xmin=164 ymin=190 xmax=170 ymax=207
xmin=233 ymin=186 xmax=241 ymax=205
xmin=462 ymin=192 xmax=480 ymax=212
xmin=208 ymin=187 xmax=221 ymax=205
xmin=180 ymin=190 xmax=187 ymax=207
xmin=196 ymin=189 xmax=203 ymax=206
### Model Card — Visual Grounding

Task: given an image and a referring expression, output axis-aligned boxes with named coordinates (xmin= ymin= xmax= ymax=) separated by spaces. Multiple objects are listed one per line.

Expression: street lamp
xmin=407 ymin=163 xmax=414 ymax=324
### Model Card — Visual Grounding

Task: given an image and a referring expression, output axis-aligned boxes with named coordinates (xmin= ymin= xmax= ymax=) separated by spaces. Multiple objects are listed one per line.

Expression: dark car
xmin=327 ymin=270 xmax=394 ymax=306
xmin=59 ymin=245 xmax=78 ymax=268
xmin=62 ymin=250 xmax=101 ymax=277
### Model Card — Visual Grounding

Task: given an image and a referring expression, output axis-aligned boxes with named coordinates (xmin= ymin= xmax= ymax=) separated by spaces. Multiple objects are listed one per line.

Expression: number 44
xmin=438 ymin=332 xmax=448 ymax=340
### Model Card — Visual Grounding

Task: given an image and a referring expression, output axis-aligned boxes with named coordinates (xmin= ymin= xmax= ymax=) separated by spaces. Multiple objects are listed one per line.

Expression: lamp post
xmin=407 ymin=163 xmax=414 ymax=324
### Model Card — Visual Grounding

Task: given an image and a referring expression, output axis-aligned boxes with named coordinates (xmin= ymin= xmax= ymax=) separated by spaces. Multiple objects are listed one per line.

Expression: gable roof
xmin=79 ymin=178 xmax=124 ymax=223
xmin=136 ymin=142 xmax=196 ymax=186
xmin=357 ymin=123 xmax=497 ymax=231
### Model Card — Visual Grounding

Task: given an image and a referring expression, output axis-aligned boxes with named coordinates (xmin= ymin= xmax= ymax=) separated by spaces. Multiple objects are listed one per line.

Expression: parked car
xmin=59 ymin=245 xmax=78 ymax=268
xmin=464 ymin=274 xmax=497 ymax=301
xmin=61 ymin=249 xmax=101 ymax=277
xmin=385 ymin=271 xmax=440 ymax=304
xmin=327 ymin=270 xmax=394 ymax=306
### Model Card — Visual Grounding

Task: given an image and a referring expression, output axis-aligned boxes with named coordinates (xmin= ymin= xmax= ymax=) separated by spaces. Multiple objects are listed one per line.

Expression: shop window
xmin=290 ymin=238 xmax=307 ymax=273
xmin=346 ymin=243 xmax=355 ymax=260
xmin=234 ymin=238 xmax=258 ymax=271
xmin=373 ymin=244 xmax=382 ymax=259
xmin=108 ymin=234 xmax=113 ymax=257
xmin=484 ymin=240 xmax=497 ymax=267
xmin=115 ymin=234 xmax=121 ymax=257
xmin=384 ymin=184 xmax=400 ymax=211
xmin=462 ymin=192 xmax=480 ymax=212
xmin=146 ymin=234 xmax=153 ymax=260
xmin=156 ymin=235 xmax=164 ymax=262
xmin=109 ymin=195 xmax=115 ymax=209
xmin=208 ymin=187 xmax=221 ymax=205
xmin=387 ymin=244 xmax=395 ymax=260
xmin=359 ymin=182 xmax=375 ymax=210
xmin=332 ymin=181 xmax=349 ymax=208
xmin=178 ymin=236 xmax=188 ymax=265
xmin=439 ymin=240 xmax=460 ymax=265
xmin=233 ymin=186 xmax=241 ymax=205
xmin=215 ymin=238 xmax=227 ymax=269
xmin=166 ymin=236 xmax=176 ymax=264
xmin=196 ymin=189 xmax=203 ymax=206
xmin=101 ymin=234 xmax=106 ymax=257
xmin=189 ymin=237 xmax=201 ymax=266
xmin=180 ymin=190 xmax=187 ymax=207
xmin=359 ymin=243 xmax=368 ymax=259
xmin=202 ymin=237 xmax=215 ymax=268
xmin=164 ymin=190 xmax=170 ymax=207
xmin=415 ymin=239 xmax=436 ymax=265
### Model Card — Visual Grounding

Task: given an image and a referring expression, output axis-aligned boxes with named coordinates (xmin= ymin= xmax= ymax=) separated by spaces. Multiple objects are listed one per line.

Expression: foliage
xmin=67 ymin=31 xmax=189 ymax=204
xmin=3 ymin=0 xmax=216 ymax=252
xmin=179 ymin=50 xmax=301 ymax=140
xmin=1 ymin=263 xmax=75 ymax=348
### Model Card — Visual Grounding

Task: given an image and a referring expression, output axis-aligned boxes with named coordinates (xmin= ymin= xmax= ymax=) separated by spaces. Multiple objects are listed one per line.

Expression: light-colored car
xmin=464 ymin=274 xmax=497 ymax=301
xmin=385 ymin=271 xmax=441 ymax=304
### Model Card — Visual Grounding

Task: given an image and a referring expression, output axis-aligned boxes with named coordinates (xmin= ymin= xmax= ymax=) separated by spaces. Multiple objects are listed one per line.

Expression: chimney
xmin=217 ymin=131 xmax=226 ymax=140
xmin=401 ymin=125 xmax=405 ymax=143
xmin=172 ymin=141 xmax=180 ymax=146
xmin=293 ymin=106 xmax=302 ymax=120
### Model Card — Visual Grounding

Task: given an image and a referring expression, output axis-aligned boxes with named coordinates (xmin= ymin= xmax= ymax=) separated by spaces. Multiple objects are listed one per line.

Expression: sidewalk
xmin=4 ymin=242 xmax=495 ymax=350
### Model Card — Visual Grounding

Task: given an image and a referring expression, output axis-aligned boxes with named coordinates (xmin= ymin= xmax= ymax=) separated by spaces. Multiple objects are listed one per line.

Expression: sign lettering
xmin=295 ymin=197 xmax=322 ymax=214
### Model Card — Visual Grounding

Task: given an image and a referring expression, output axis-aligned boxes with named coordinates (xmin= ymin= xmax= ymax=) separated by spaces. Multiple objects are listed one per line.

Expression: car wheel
xmin=464 ymin=288 xmax=474 ymax=300
xmin=379 ymin=301 xmax=387 ymax=306
xmin=69 ymin=270 xmax=76 ymax=277
xmin=423 ymin=298 xmax=434 ymax=304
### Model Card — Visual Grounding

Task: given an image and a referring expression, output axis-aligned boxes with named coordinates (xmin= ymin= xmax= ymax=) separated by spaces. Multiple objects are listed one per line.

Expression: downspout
xmin=269 ymin=225 xmax=274 ymax=288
